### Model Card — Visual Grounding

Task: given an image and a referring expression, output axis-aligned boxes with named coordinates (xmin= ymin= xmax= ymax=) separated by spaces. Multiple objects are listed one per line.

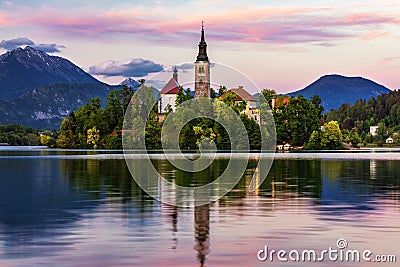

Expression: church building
xmin=158 ymin=23 xmax=211 ymax=114
xmin=158 ymin=66 xmax=180 ymax=113
xmin=194 ymin=22 xmax=210 ymax=98
xmin=157 ymin=23 xmax=261 ymax=124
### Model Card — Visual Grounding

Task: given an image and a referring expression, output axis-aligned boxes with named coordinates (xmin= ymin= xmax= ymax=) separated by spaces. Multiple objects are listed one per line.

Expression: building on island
xmin=271 ymin=96 xmax=290 ymax=108
xmin=218 ymin=87 xmax=260 ymax=123
xmin=157 ymin=23 xmax=261 ymax=124
xmin=370 ymin=126 xmax=379 ymax=136
xmin=194 ymin=22 xmax=210 ymax=98
xmin=158 ymin=66 xmax=180 ymax=114
xmin=157 ymin=22 xmax=210 ymax=113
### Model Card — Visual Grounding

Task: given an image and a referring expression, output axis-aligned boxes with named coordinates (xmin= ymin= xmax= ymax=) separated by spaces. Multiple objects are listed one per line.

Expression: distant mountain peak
xmin=119 ymin=78 xmax=140 ymax=88
xmin=0 ymin=46 xmax=101 ymax=100
xmin=289 ymin=74 xmax=391 ymax=111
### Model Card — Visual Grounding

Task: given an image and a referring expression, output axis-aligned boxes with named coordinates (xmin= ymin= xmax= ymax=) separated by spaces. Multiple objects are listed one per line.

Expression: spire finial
xmin=173 ymin=65 xmax=178 ymax=82
xmin=200 ymin=21 xmax=205 ymax=43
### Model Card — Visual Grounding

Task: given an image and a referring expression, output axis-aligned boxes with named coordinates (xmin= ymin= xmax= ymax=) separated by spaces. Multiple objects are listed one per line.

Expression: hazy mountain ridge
xmin=0 ymin=83 xmax=118 ymax=129
xmin=289 ymin=74 xmax=391 ymax=111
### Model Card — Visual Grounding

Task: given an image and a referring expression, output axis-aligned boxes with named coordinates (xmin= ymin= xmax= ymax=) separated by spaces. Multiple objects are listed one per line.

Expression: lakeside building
xmin=370 ymin=126 xmax=379 ymax=136
xmin=218 ymin=87 xmax=260 ymax=123
xmin=157 ymin=23 xmax=261 ymax=124
xmin=158 ymin=67 xmax=180 ymax=114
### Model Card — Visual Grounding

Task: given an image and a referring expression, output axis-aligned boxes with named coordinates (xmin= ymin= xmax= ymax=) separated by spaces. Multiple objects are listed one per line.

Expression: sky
xmin=0 ymin=0 xmax=399 ymax=93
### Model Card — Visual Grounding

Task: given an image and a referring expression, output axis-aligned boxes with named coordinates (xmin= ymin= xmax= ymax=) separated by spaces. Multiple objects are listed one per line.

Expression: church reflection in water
xmin=162 ymin=202 xmax=210 ymax=266
xmin=193 ymin=204 xmax=210 ymax=266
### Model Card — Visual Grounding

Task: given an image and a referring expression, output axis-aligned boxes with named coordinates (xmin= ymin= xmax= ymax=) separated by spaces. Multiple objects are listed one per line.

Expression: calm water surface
xmin=0 ymin=147 xmax=399 ymax=266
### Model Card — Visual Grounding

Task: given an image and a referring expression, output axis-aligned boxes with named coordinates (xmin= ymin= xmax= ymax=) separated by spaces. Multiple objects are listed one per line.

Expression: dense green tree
xmin=241 ymin=114 xmax=261 ymax=150
xmin=56 ymin=85 xmax=137 ymax=149
xmin=104 ymin=90 xmax=123 ymax=132
xmin=176 ymin=86 xmax=193 ymax=106
xmin=145 ymin=110 xmax=162 ymax=149
xmin=273 ymin=94 xmax=323 ymax=146
xmin=218 ymin=86 xmax=227 ymax=97
xmin=343 ymin=128 xmax=362 ymax=147
xmin=176 ymin=86 xmax=186 ymax=106
xmin=220 ymin=91 xmax=246 ymax=114
xmin=305 ymin=130 xmax=322 ymax=150
xmin=210 ymin=87 xmax=217 ymax=99
xmin=325 ymin=90 xmax=400 ymax=143
xmin=40 ymin=135 xmax=56 ymax=147
xmin=87 ymin=126 xmax=101 ymax=149
xmin=261 ymin=89 xmax=277 ymax=107
xmin=320 ymin=121 xmax=343 ymax=149
xmin=121 ymin=85 xmax=135 ymax=115
xmin=0 ymin=124 xmax=41 ymax=145
xmin=164 ymin=104 xmax=173 ymax=114
xmin=193 ymin=125 xmax=216 ymax=148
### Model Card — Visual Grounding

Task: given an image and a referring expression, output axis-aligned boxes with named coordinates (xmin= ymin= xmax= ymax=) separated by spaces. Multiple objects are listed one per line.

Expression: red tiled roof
xmin=220 ymin=88 xmax=257 ymax=101
xmin=109 ymin=130 xmax=118 ymax=137
xmin=160 ymin=78 xmax=180 ymax=94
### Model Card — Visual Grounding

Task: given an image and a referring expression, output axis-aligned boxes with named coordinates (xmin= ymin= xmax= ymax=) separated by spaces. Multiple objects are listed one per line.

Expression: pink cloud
xmin=0 ymin=11 xmax=13 ymax=26
xmin=2 ymin=6 xmax=400 ymax=46
xmin=361 ymin=31 xmax=391 ymax=40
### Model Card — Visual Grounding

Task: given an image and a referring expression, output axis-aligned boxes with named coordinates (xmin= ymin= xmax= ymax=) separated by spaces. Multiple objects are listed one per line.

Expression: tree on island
xmin=271 ymin=92 xmax=323 ymax=147
xmin=306 ymin=121 xmax=343 ymax=150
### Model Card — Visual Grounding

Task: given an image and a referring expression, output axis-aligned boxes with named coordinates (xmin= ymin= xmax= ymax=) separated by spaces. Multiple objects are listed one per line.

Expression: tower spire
xmin=201 ymin=21 xmax=205 ymax=43
xmin=173 ymin=65 xmax=178 ymax=82
xmin=194 ymin=22 xmax=210 ymax=98
xmin=196 ymin=22 xmax=208 ymax=62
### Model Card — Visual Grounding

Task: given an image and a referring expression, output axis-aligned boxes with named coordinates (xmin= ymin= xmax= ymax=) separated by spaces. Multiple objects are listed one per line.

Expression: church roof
xmin=222 ymin=88 xmax=257 ymax=101
xmin=160 ymin=78 xmax=180 ymax=94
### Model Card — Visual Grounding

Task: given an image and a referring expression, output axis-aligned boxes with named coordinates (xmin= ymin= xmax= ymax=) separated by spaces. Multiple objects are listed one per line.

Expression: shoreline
xmin=1 ymin=150 xmax=400 ymax=160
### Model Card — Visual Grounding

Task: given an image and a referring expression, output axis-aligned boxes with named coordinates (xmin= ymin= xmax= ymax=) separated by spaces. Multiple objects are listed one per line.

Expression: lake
xmin=0 ymin=147 xmax=399 ymax=266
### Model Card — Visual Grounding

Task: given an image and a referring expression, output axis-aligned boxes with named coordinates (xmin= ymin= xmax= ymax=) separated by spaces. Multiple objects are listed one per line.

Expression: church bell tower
xmin=194 ymin=22 xmax=210 ymax=98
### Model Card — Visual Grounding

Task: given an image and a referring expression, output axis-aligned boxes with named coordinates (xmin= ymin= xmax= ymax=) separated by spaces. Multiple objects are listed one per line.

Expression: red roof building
xmin=158 ymin=67 xmax=180 ymax=113
xmin=160 ymin=78 xmax=180 ymax=94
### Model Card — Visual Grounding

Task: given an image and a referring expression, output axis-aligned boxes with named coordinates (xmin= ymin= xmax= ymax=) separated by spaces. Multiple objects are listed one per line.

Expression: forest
xmin=51 ymin=85 xmax=265 ymax=150
xmin=0 ymin=124 xmax=42 ymax=146
xmin=36 ymin=83 xmax=400 ymax=150
xmin=325 ymin=90 xmax=400 ymax=145
xmin=46 ymin=84 xmax=333 ymax=150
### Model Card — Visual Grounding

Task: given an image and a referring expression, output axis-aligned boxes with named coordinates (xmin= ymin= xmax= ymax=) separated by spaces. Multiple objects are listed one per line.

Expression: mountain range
xmin=0 ymin=46 xmax=122 ymax=128
xmin=0 ymin=46 xmax=394 ymax=129
xmin=0 ymin=46 xmax=101 ymax=100
xmin=289 ymin=74 xmax=391 ymax=111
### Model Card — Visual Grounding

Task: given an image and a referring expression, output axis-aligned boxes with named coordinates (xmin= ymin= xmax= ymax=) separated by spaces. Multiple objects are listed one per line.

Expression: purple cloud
xmin=3 ymin=6 xmax=400 ymax=47
xmin=89 ymin=58 xmax=164 ymax=77
xmin=0 ymin=37 xmax=64 ymax=52
xmin=0 ymin=37 xmax=34 ymax=50
xmin=33 ymin=43 xmax=65 ymax=53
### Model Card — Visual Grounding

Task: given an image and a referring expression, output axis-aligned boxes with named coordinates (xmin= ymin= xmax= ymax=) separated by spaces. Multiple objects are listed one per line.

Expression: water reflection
xmin=161 ymin=204 xmax=178 ymax=250
xmin=194 ymin=205 xmax=210 ymax=266
xmin=0 ymin=152 xmax=399 ymax=266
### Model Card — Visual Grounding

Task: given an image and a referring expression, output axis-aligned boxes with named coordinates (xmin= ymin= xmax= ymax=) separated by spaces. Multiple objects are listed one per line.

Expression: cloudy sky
xmin=1 ymin=0 xmax=399 ymax=93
